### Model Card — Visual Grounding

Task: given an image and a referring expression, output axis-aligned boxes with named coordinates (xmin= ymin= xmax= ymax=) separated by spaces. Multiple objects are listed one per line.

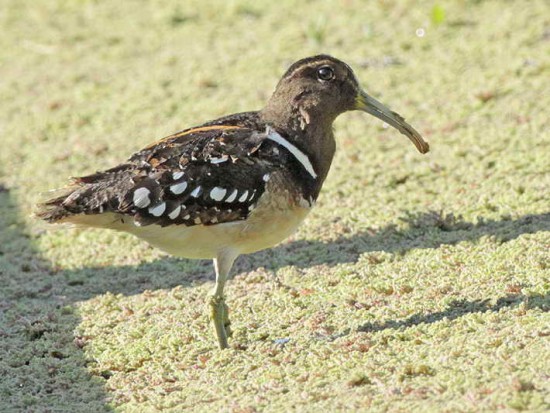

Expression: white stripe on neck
xmin=266 ymin=127 xmax=317 ymax=179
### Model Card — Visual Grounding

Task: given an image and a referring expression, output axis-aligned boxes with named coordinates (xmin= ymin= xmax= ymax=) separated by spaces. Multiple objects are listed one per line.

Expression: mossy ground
xmin=1 ymin=0 xmax=548 ymax=411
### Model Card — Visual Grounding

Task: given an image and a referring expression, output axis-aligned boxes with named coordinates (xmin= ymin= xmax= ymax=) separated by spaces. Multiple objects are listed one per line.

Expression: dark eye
xmin=317 ymin=66 xmax=335 ymax=81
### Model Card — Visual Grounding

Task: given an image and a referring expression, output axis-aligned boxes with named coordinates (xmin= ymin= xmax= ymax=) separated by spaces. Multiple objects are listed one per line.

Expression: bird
xmin=36 ymin=55 xmax=429 ymax=349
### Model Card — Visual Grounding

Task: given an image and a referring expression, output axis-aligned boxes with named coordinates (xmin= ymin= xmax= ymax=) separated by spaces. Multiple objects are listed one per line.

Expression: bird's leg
xmin=210 ymin=250 xmax=238 ymax=349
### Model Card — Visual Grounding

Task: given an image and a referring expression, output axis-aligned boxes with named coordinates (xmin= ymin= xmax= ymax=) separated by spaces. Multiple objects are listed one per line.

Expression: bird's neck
xmin=260 ymin=104 xmax=336 ymax=183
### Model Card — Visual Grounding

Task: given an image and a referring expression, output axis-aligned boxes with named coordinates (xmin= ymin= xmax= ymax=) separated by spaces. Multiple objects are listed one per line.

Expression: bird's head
xmin=264 ymin=55 xmax=429 ymax=154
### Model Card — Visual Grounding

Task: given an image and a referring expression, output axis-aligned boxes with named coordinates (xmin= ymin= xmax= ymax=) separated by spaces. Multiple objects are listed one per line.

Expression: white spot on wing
xmin=168 ymin=205 xmax=181 ymax=220
xmin=190 ymin=186 xmax=202 ymax=198
xmin=263 ymin=173 xmax=270 ymax=182
xmin=210 ymin=187 xmax=227 ymax=201
xmin=225 ymin=189 xmax=238 ymax=203
xmin=266 ymin=127 xmax=317 ymax=179
xmin=170 ymin=181 xmax=188 ymax=195
xmin=209 ymin=155 xmax=228 ymax=164
xmin=172 ymin=171 xmax=184 ymax=180
xmin=133 ymin=187 xmax=151 ymax=208
xmin=238 ymin=190 xmax=249 ymax=202
xmin=148 ymin=202 xmax=166 ymax=217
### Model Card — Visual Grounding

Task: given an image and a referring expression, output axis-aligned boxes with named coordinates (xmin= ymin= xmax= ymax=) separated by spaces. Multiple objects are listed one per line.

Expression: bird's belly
xmin=126 ymin=190 xmax=311 ymax=259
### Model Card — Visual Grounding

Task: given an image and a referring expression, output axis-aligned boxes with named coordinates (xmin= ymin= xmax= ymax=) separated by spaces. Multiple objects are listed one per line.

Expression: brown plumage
xmin=36 ymin=55 xmax=429 ymax=349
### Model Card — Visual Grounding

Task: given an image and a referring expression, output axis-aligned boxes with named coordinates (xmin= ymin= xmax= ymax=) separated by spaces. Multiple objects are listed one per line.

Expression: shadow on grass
xmin=1 ymin=179 xmax=548 ymax=411
xmin=241 ymin=209 xmax=550 ymax=272
xmin=0 ymin=187 xmax=113 ymax=412
xmin=356 ymin=292 xmax=549 ymax=334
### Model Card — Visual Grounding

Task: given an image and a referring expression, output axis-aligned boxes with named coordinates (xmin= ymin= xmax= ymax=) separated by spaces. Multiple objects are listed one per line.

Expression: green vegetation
xmin=1 ymin=0 xmax=548 ymax=411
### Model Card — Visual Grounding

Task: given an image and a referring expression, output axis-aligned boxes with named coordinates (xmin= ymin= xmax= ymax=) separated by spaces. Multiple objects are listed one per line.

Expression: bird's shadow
xmin=1 ymin=183 xmax=549 ymax=410
xmin=355 ymin=292 xmax=548 ymax=335
xmin=242 ymin=209 xmax=550 ymax=272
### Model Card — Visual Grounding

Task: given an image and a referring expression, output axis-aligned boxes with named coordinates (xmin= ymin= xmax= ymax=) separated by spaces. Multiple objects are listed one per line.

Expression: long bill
xmin=355 ymin=90 xmax=430 ymax=154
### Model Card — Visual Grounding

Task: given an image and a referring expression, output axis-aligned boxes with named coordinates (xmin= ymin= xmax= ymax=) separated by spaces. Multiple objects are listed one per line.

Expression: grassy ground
xmin=1 ymin=0 xmax=549 ymax=411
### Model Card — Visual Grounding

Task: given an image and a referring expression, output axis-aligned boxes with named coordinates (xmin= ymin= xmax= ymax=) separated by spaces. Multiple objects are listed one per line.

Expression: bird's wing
xmin=38 ymin=124 xmax=285 ymax=227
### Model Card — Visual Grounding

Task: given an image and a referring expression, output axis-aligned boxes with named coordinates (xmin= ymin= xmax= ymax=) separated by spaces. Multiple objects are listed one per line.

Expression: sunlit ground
xmin=1 ymin=0 xmax=548 ymax=411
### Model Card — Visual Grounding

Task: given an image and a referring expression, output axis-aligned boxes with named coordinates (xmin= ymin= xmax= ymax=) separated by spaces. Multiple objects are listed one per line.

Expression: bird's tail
xmin=34 ymin=164 xmax=135 ymax=226
xmin=34 ymin=185 xmax=82 ymax=223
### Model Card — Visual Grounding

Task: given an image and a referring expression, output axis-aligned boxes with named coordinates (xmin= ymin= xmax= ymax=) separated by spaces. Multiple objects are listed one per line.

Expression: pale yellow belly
xmin=125 ymin=205 xmax=309 ymax=259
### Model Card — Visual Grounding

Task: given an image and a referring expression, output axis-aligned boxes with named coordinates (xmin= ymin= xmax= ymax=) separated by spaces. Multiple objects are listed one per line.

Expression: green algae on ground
xmin=1 ymin=0 xmax=549 ymax=411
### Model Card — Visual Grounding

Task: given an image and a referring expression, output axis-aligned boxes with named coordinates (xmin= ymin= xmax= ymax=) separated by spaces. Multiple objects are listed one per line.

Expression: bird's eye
xmin=317 ymin=66 xmax=335 ymax=81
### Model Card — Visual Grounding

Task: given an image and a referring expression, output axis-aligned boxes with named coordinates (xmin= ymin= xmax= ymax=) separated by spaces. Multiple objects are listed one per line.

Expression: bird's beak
xmin=355 ymin=90 xmax=429 ymax=154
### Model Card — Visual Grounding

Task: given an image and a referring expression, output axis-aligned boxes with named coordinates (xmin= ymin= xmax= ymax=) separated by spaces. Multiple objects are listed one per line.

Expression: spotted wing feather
xmin=37 ymin=125 xmax=284 ymax=228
